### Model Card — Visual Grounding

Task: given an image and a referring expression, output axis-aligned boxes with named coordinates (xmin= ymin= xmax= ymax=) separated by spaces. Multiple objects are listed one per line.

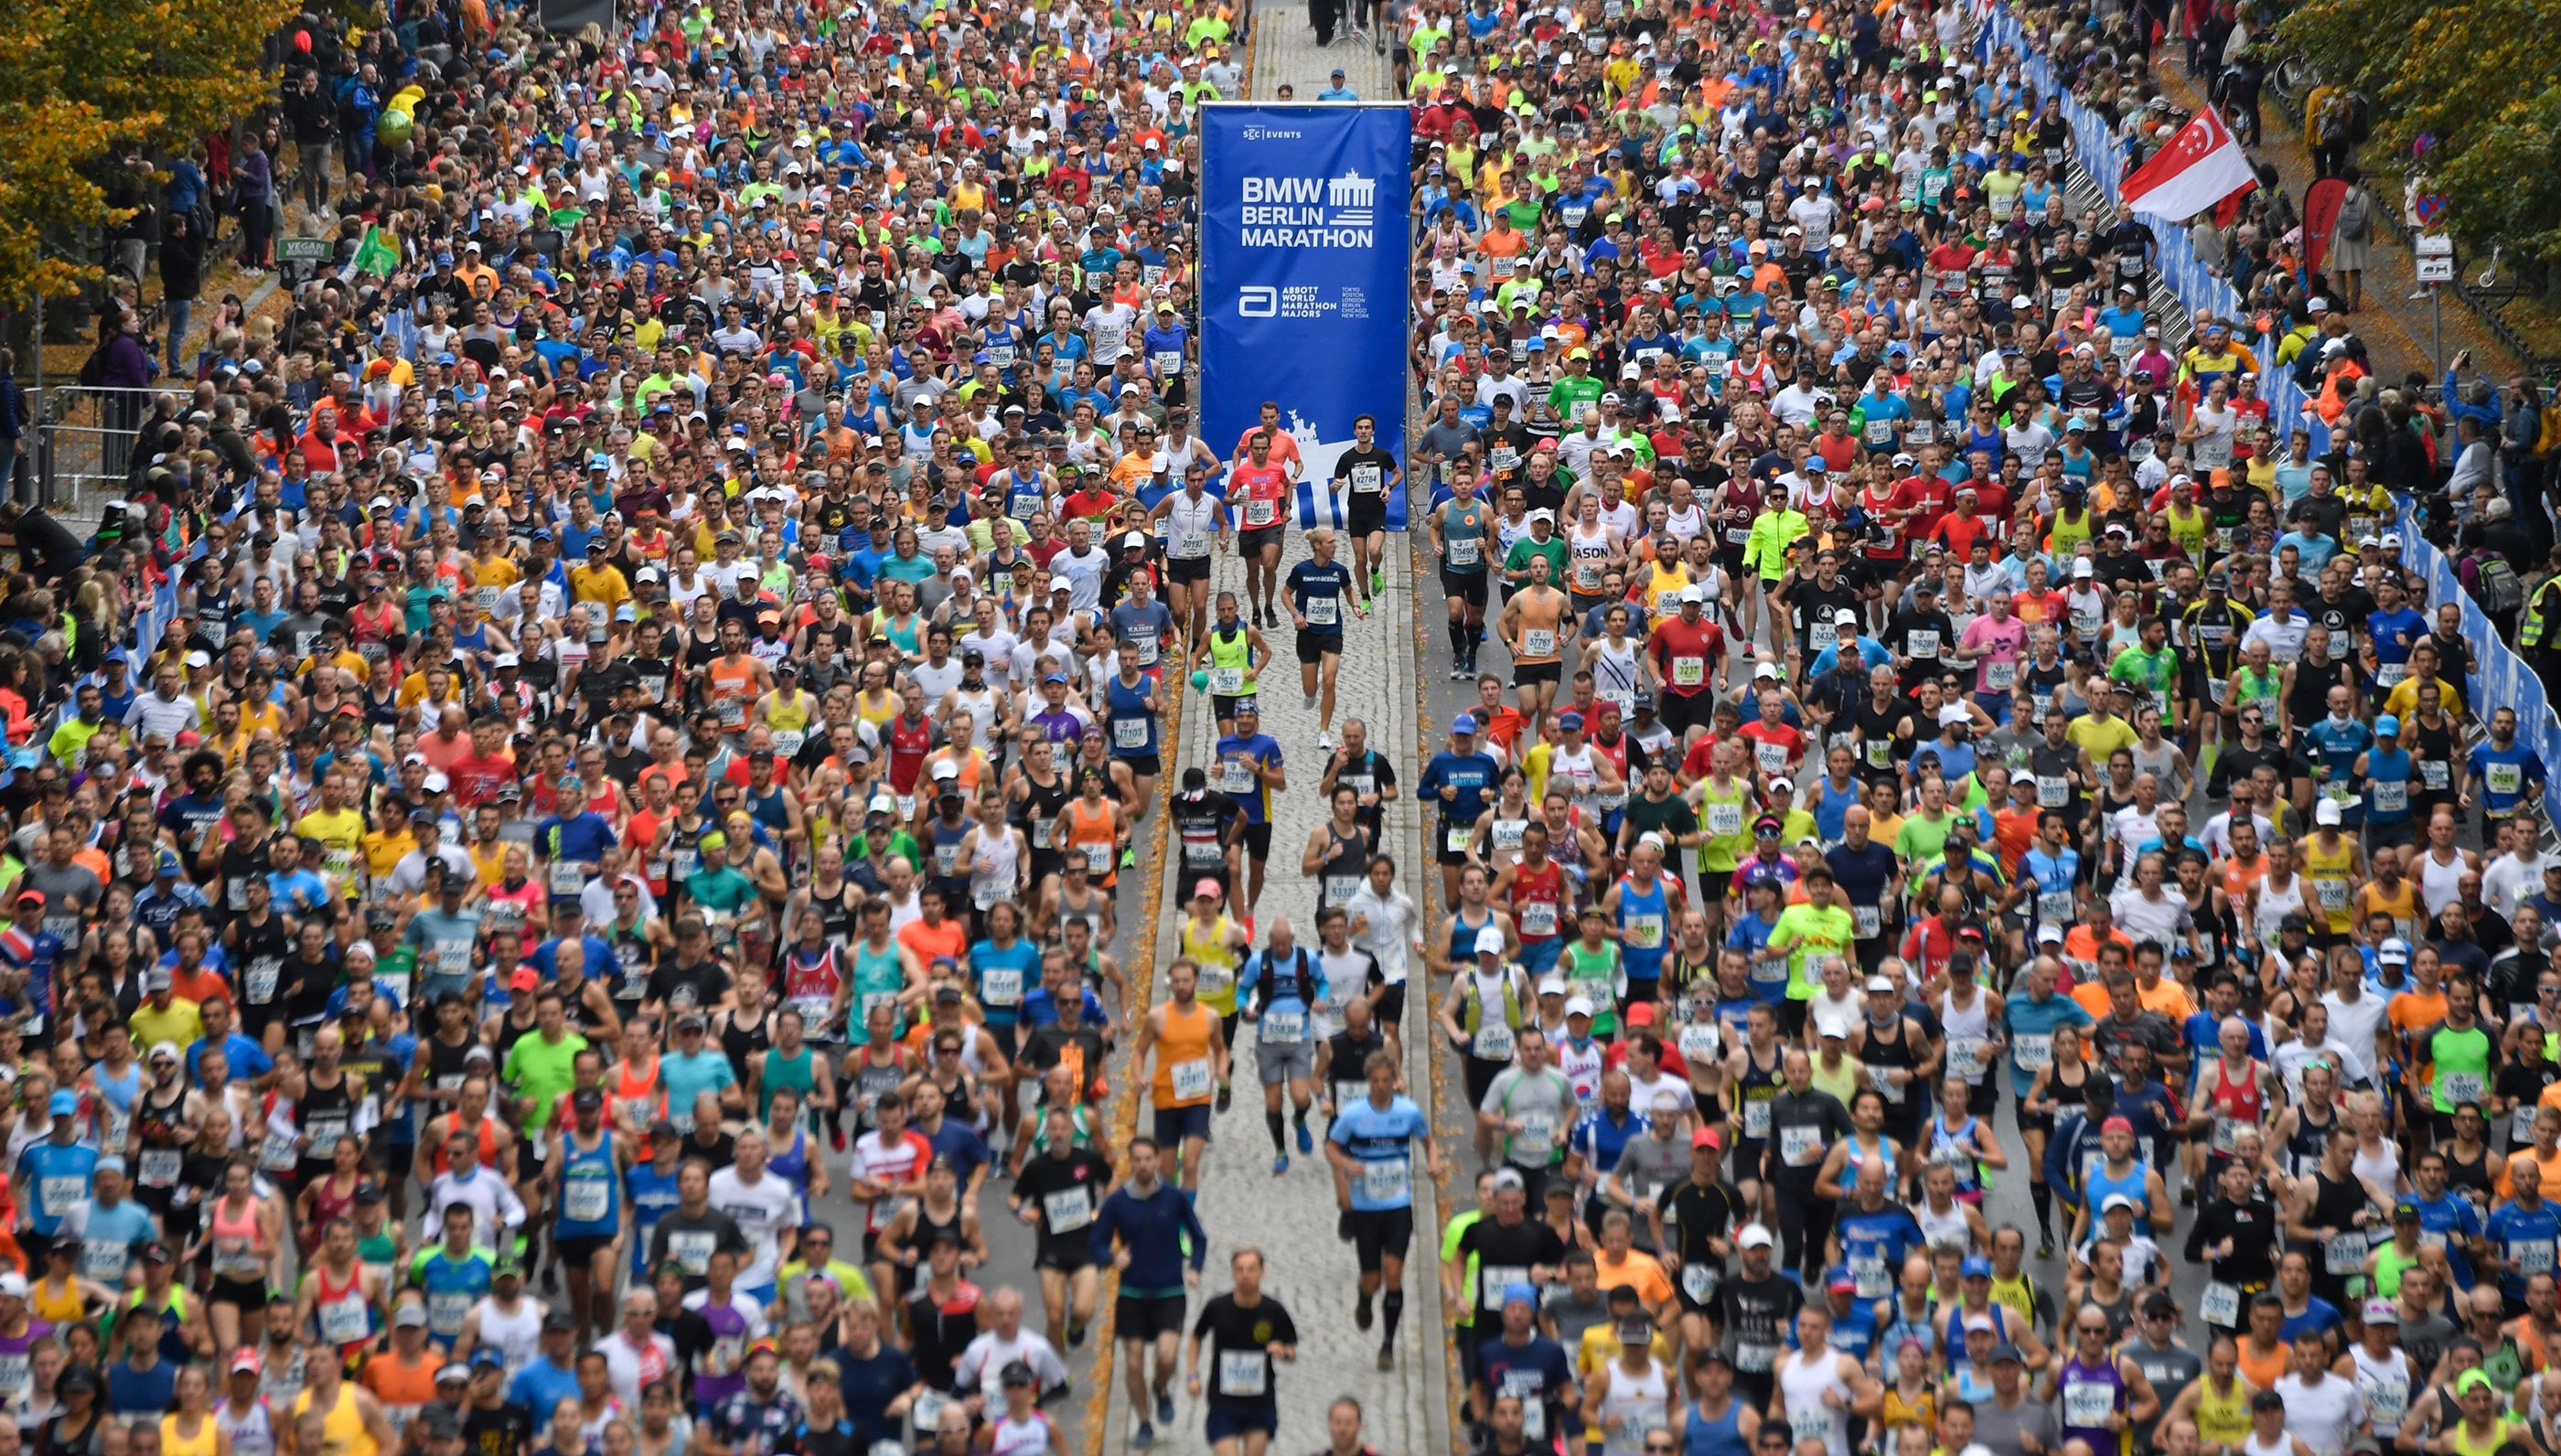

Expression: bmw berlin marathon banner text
xmin=1199 ymin=103 xmax=1414 ymax=530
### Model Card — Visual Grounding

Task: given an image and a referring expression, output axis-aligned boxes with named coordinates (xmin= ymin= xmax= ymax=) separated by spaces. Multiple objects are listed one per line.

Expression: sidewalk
xmin=2154 ymin=61 xmax=2511 ymax=380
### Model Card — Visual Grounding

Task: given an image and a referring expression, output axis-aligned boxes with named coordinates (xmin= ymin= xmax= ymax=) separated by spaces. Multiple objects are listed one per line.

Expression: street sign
xmin=2416 ymin=233 xmax=2455 ymax=284
xmin=277 ymin=237 xmax=334 ymax=263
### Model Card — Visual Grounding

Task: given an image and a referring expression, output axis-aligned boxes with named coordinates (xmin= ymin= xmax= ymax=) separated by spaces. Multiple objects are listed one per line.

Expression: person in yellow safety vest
xmin=2520 ymin=544 xmax=2561 ymax=701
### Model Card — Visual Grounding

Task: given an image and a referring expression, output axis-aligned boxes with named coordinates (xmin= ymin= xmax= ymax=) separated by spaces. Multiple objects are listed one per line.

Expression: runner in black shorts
xmin=1210 ymin=701 xmax=1282 ymax=918
xmin=1430 ymin=472 xmax=1495 ymax=678
xmin=1091 ymin=1138 xmax=1205 ymax=1448
xmin=1333 ymin=413 xmax=1399 ymax=605
xmin=1323 ymin=1047 xmax=1441 ymax=1368
xmin=1009 ymin=1104 xmax=1111 ymax=1349
xmin=1191 ymin=593 xmax=1270 ymax=740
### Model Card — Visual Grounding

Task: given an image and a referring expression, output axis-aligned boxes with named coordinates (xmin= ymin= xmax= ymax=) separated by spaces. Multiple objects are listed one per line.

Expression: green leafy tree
xmin=0 ymin=0 xmax=296 ymax=311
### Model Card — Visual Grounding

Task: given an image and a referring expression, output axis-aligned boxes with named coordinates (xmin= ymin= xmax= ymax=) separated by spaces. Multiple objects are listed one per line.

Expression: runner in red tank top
xmin=2195 ymin=1032 xmax=2273 ymax=1189
xmin=1493 ymin=828 xmax=1570 ymax=973
xmin=886 ymin=712 xmax=934 ymax=805
xmin=1228 ymin=430 xmax=1292 ymax=626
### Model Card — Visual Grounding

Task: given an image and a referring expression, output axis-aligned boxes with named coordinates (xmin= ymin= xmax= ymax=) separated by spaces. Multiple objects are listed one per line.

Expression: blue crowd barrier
xmin=1981 ymin=1 xmax=2559 ymax=819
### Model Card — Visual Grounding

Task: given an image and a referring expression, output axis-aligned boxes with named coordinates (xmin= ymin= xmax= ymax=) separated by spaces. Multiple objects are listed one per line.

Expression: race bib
xmin=980 ymin=968 xmax=1023 ymax=1007
xmin=138 ymin=1148 xmax=182 ymax=1188
xmin=1482 ymin=1264 xmax=1532 ymax=1309
xmin=1672 ymin=656 xmax=1705 ymax=687
xmin=1042 ymin=1185 xmax=1094 ymax=1232
xmin=2063 ymin=1382 xmax=2116 ymax=1428
xmin=319 ymin=1295 xmax=370 ymax=1344
xmin=428 ymin=1290 xmax=472 ymax=1334
xmin=563 ymin=1179 xmax=611 ymax=1223
xmin=1170 ymin=1058 xmax=1214 ymax=1102
xmin=1361 ymin=1157 xmax=1411 ymax=1204
xmin=1473 ymin=1023 xmax=1516 ymax=1061
xmin=1244 ymin=498 xmax=1278 ymax=528
xmin=1114 ymin=717 xmax=1150 ymax=748
xmin=1946 ymin=1039 xmax=1985 ymax=1080
xmin=2201 ymin=1280 xmax=2241 ymax=1325
xmin=2014 ymin=1033 xmax=2053 ymax=1072
xmin=1779 ymin=1123 xmax=1821 ymax=1164
xmin=1514 ymin=1111 xmax=1559 ymax=1161
xmin=1260 ymin=1011 xmax=1305 ymax=1044
xmin=1523 ymin=628 xmax=1556 ymax=658
xmin=1307 ymin=594 xmax=1339 ymax=626
xmin=1682 ymin=1262 xmax=1718 ymax=1303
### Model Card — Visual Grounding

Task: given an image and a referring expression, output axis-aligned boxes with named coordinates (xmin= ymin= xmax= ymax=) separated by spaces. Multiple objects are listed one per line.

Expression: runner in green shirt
xmin=2106 ymin=616 xmax=2182 ymax=731
xmin=1763 ymin=863 xmax=1857 ymax=1002
xmin=501 ymin=1004 xmax=590 ymax=1132
xmin=1548 ymin=350 xmax=1604 ymax=418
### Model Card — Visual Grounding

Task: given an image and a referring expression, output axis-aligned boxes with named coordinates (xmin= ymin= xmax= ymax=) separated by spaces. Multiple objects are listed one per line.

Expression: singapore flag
xmin=2118 ymin=106 xmax=2259 ymax=221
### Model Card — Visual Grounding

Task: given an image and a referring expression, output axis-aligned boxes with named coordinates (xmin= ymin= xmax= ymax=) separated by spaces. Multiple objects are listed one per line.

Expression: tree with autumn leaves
xmin=2278 ymin=0 xmax=2561 ymax=294
xmin=0 ymin=0 xmax=298 ymax=313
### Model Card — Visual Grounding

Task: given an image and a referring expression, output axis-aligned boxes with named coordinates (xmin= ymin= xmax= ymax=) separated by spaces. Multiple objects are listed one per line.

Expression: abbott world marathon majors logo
xmin=1234 ymin=170 xmax=1377 ymax=320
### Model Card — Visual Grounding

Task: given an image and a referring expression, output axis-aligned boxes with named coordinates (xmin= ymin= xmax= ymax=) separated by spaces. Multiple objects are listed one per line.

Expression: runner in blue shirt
xmin=534 ymin=776 xmax=618 ymax=907
xmin=1324 ymin=1050 xmax=1441 ymax=1370
xmin=2466 ymin=708 xmax=2548 ymax=824
xmin=1417 ymin=716 xmax=1501 ymax=908
xmin=1210 ymin=702 xmax=1285 ymax=920
xmin=1285 ymin=530 xmax=1363 ymax=753
xmin=16 ymin=1091 xmax=98 ymax=1246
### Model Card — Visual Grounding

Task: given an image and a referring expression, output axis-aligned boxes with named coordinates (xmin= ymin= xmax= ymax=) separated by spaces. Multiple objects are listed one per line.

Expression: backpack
xmin=2478 ymin=553 xmax=2524 ymax=615
xmin=1251 ymin=947 xmax=1318 ymax=1012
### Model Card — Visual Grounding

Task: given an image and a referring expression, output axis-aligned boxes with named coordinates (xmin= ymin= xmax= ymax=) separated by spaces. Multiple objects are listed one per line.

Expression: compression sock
xmin=1267 ymin=1109 xmax=1288 ymax=1154
xmin=1381 ymin=1290 xmax=1406 ymax=1348
xmin=2031 ymin=1178 xmax=2053 ymax=1236
xmin=1450 ymin=619 xmax=1470 ymax=656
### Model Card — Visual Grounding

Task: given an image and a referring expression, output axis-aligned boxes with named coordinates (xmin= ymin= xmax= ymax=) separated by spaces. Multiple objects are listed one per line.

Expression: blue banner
xmin=1199 ymin=103 xmax=1414 ymax=530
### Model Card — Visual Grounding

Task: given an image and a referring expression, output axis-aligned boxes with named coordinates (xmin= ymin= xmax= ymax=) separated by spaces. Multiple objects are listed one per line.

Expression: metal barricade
xmin=31 ymin=385 xmax=188 ymax=511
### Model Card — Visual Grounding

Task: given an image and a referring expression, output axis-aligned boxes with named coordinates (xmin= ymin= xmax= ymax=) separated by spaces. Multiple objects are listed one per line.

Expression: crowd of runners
xmin=13 ymin=0 xmax=2561 ymax=1451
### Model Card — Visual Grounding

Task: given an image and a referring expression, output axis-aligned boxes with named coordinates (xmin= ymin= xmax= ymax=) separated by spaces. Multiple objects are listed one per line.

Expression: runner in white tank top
xmin=986 ymin=1412 xmax=1058 ymax=1456
xmin=1550 ymin=744 xmax=1603 ymax=809
xmin=2351 ymin=1343 xmax=2414 ymax=1440
xmin=2418 ymin=846 xmax=2471 ymax=917
xmin=1776 ymin=1339 xmax=1858 ymax=1456
xmin=1567 ymin=522 xmax=1618 ymax=596
xmin=1594 ymin=1351 xmax=1673 ymax=1456
xmin=467 ymin=1293 xmax=546 ymax=1371
xmin=1587 ymin=636 xmax=1644 ymax=714
xmin=2250 ymin=872 xmax=2307 ymax=954
xmin=216 ymin=1397 xmax=276 ymax=1456
xmin=1914 ymin=1188 xmax=1975 ymax=1252
xmin=965 ymin=823 xmax=1022 ymax=913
